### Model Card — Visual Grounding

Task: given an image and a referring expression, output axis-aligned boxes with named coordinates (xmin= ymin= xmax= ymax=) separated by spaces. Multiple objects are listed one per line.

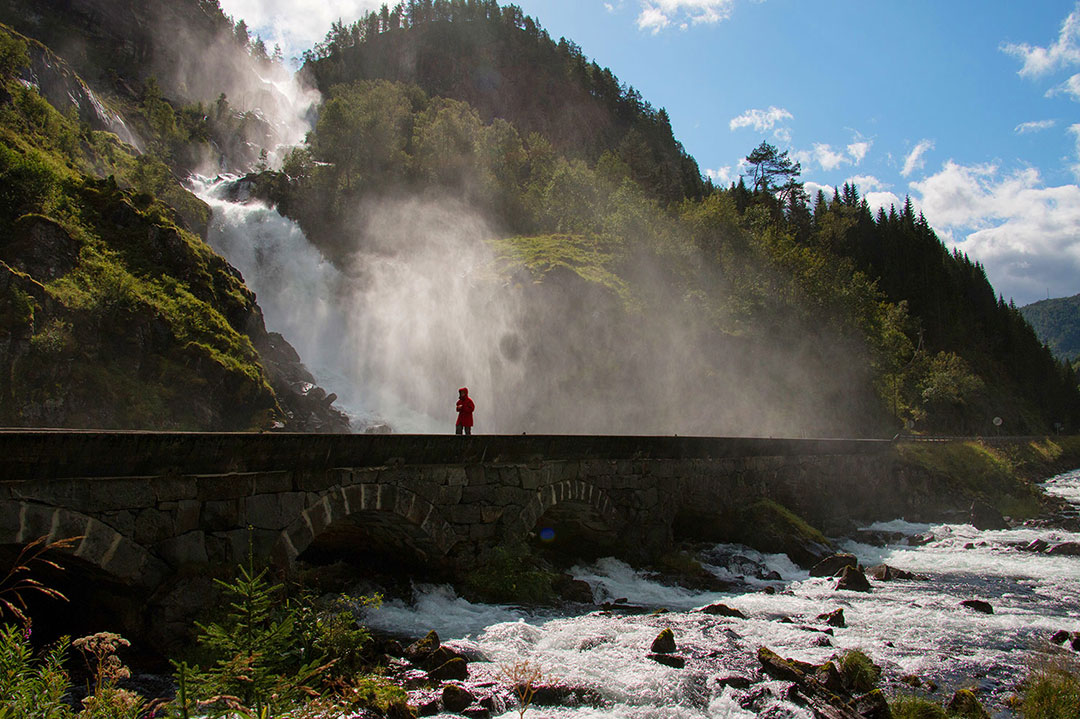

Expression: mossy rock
xmin=946 ymin=689 xmax=990 ymax=719
xmin=736 ymin=499 xmax=832 ymax=568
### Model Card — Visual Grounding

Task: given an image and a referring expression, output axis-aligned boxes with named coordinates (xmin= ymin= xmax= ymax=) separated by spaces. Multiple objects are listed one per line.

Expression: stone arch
xmin=510 ymin=480 xmax=625 ymax=556
xmin=0 ymin=501 xmax=166 ymax=589
xmin=273 ymin=482 xmax=460 ymax=570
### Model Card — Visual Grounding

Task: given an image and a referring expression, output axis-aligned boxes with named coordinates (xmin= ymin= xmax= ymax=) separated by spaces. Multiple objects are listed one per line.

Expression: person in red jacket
xmin=455 ymin=387 xmax=475 ymax=435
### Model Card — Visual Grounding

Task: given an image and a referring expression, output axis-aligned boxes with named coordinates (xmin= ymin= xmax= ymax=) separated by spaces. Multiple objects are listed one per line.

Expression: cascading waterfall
xmin=355 ymin=469 xmax=1080 ymax=718
xmin=193 ymin=177 xmax=527 ymax=432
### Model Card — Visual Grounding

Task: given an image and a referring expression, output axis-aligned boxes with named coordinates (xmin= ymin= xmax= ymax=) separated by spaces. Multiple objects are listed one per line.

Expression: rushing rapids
xmin=356 ymin=469 xmax=1080 ymax=718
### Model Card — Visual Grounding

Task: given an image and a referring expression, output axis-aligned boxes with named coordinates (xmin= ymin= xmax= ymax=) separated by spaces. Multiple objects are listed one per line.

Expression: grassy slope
xmin=0 ymin=25 xmax=279 ymax=429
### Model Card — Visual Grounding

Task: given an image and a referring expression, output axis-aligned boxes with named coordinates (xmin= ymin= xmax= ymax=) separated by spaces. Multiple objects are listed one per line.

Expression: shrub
xmin=889 ymin=695 xmax=946 ymax=719
xmin=0 ymin=623 xmax=72 ymax=719
xmin=464 ymin=544 xmax=555 ymax=604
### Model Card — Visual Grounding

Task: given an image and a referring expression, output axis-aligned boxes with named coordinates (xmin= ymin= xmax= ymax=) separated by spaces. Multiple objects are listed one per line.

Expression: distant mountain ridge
xmin=1021 ymin=294 xmax=1080 ymax=361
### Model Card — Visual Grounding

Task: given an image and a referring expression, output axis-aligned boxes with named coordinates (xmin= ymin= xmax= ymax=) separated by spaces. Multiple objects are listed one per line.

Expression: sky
xmin=218 ymin=0 xmax=1080 ymax=307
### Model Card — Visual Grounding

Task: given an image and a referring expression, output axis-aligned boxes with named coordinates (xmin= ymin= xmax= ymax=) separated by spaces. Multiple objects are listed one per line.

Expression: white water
xmin=192 ymin=177 xmax=526 ymax=431
xmin=360 ymin=469 xmax=1080 ymax=717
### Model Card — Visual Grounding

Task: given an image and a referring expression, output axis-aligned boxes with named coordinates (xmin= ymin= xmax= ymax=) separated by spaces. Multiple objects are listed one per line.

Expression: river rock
xmin=757 ymin=647 xmax=886 ymax=718
xmin=1072 ymin=632 xmax=1080 ymax=652
xmin=817 ymin=608 xmax=846 ymax=627
xmin=647 ymin=653 xmax=686 ymax=668
xmin=460 ymin=706 xmax=490 ymax=719
xmin=423 ymin=645 xmax=464 ymax=670
xmin=428 ymin=657 xmax=469 ymax=681
xmin=960 ymin=599 xmax=994 ymax=614
xmin=1023 ymin=538 xmax=1050 ymax=552
xmin=716 ymin=675 xmax=753 ymax=690
xmin=650 ymin=627 xmax=676 ymax=653
xmin=867 ymin=564 xmax=916 ymax=581
xmin=700 ymin=602 xmax=747 ymax=618
xmin=405 ymin=630 xmax=440 ymax=663
xmin=969 ymin=501 xmax=1009 ymax=530
xmin=810 ymin=553 xmax=859 ymax=577
xmin=530 ymin=683 xmax=605 ymax=707
xmin=552 ymin=574 xmax=595 ymax=603
xmin=906 ymin=533 xmax=935 ymax=547
xmin=442 ymin=684 xmax=476 ymax=713
xmin=1047 ymin=542 xmax=1080 ymax=556
xmin=835 ymin=566 xmax=871 ymax=592
xmin=946 ymin=689 xmax=991 ymax=718
xmin=1050 ymin=629 xmax=1070 ymax=644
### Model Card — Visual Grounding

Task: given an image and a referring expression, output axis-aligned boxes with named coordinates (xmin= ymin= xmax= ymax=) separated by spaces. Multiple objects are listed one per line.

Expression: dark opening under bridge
xmin=0 ymin=430 xmax=938 ymax=597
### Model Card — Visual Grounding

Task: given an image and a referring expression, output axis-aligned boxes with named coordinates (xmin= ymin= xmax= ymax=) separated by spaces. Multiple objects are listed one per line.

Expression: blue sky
xmin=220 ymin=0 xmax=1080 ymax=306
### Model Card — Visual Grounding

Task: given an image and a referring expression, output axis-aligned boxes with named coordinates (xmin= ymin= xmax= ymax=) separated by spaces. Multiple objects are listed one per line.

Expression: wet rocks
xmin=960 ymin=599 xmax=994 ymax=614
xmin=429 ymin=657 xmax=469 ymax=681
xmin=867 ymin=563 xmax=918 ymax=581
xmin=756 ymin=647 xmax=888 ymax=719
xmin=817 ymin=608 xmax=846 ymax=627
xmin=1050 ymin=630 xmax=1080 ymax=651
xmin=551 ymin=573 xmax=595 ymax=603
xmin=1046 ymin=541 xmax=1080 ymax=556
xmin=969 ymin=501 xmax=1009 ymax=530
xmin=404 ymin=630 xmax=442 ymax=664
xmin=700 ymin=602 xmax=747 ymax=618
xmin=811 ymin=553 xmax=859 ymax=578
xmin=946 ymin=689 xmax=991 ymax=718
xmin=835 ymin=566 xmax=871 ymax=592
xmin=646 ymin=653 xmax=686 ymax=668
xmin=441 ymin=685 xmax=476 ymax=713
xmin=650 ymin=627 xmax=676 ymax=653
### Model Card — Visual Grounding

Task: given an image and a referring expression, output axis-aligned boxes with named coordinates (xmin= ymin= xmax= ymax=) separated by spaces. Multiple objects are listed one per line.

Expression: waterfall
xmin=194 ymin=178 xmax=527 ymax=433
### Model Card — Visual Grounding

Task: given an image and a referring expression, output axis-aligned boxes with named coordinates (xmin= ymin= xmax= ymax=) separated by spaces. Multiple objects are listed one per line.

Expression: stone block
xmin=437 ymin=485 xmax=463 ymax=505
xmin=469 ymin=523 xmax=498 ymax=541
xmin=12 ymin=478 xmax=91 ymax=509
xmin=134 ymin=508 xmax=174 ymax=545
xmin=202 ymin=499 xmax=243 ymax=532
xmin=448 ymin=505 xmax=484 ymax=524
xmin=493 ymin=486 xmax=524 ymax=506
xmin=497 ymin=466 xmax=520 ymax=486
xmin=465 ymin=465 xmax=490 ymax=485
xmin=102 ymin=510 xmax=136 ymax=537
xmin=158 ymin=531 xmax=208 ymax=567
xmin=244 ymin=492 xmax=306 ymax=530
xmin=296 ymin=470 xmax=337 ymax=493
xmin=197 ymin=474 xmax=254 ymax=501
xmin=446 ymin=468 xmax=468 ymax=486
xmin=253 ymin=471 xmax=294 ymax=494
xmin=519 ymin=467 xmax=542 ymax=490
xmin=461 ymin=486 xmax=495 ymax=504
xmin=151 ymin=476 xmax=197 ymax=503
xmin=175 ymin=500 xmax=201 ymax=533
xmin=481 ymin=506 xmax=504 ymax=523
xmin=84 ymin=479 xmax=154 ymax=512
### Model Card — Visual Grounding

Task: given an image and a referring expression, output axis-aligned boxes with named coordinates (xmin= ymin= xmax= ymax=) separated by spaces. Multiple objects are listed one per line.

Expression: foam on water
xmin=363 ymin=469 xmax=1080 ymax=717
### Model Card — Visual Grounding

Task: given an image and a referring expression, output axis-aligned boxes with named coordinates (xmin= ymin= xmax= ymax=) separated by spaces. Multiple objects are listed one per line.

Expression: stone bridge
xmin=0 ymin=431 xmax=910 ymax=598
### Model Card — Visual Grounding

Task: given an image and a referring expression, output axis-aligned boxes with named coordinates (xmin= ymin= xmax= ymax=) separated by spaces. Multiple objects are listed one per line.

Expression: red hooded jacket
xmin=456 ymin=388 xmax=474 ymax=427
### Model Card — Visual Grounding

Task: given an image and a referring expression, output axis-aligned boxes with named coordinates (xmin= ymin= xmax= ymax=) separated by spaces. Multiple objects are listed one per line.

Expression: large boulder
xmin=969 ymin=501 xmax=1009 ymax=530
xmin=811 ymin=553 xmax=858 ymax=578
xmin=835 ymin=566 xmax=871 ymax=593
xmin=946 ymin=689 xmax=991 ymax=719
xmin=650 ymin=628 xmax=676 ymax=654
xmin=867 ymin=564 xmax=917 ymax=581
xmin=960 ymin=599 xmax=993 ymax=615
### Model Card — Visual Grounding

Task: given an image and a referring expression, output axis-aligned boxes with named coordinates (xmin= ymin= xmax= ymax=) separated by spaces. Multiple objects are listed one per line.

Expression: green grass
xmin=1021 ymin=665 xmax=1080 ymax=719
xmin=837 ymin=649 xmax=881 ymax=693
xmin=889 ymin=695 xmax=947 ymax=719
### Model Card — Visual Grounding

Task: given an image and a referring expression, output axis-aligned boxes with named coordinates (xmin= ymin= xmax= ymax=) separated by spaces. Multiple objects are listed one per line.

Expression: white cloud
xmin=706 ymin=166 xmax=734 ymax=185
xmin=910 ymin=161 xmax=1080 ymax=304
xmin=847 ymin=140 xmax=871 ymax=164
xmin=813 ymin=143 xmax=849 ymax=171
xmin=636 ymin=0 xmax=739 ymax=33
xmin=1014 ymin=119 xmax=1057 ymax=134
xmin=1001 ymin=6 xmax=1080 ymax=78
xmin=845 ymin=174 xmax=888 ymax=192
xmin=901 ymin=139 xmax=934 ymax=177
xmin=637 ymin=5 xmax=671 ymax=33
xmin=864 ymin=191 xmax=904 ymax=214
xmin=729 ymin=106 xmax=793 ymax=133
xmin=1071 ymin=123 xmax=1080 ymax=178
xmin=772 ymin=126 xmax=792 ymax=144
xmin=218 ymin=0 xmax=384 ymax=55
xmin=804 ymin=181 xmax=836 ymax=202
xmin=1048 ymin=73 xmax=1080 ymax=100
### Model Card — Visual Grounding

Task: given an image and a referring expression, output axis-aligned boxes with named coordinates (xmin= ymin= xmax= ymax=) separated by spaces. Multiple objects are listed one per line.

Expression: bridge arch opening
xmin=276 ymin=484 xmax=459 ymax=577
xmin=521 ymin=481 xmax=624 ymax=565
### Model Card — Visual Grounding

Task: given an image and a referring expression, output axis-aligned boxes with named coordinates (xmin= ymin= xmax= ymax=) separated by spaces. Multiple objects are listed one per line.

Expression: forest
xmin=0 ymin=0 xmax=1077 ymax=435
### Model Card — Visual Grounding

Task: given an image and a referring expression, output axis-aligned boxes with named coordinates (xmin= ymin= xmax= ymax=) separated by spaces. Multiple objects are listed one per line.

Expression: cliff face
xmin=0 ymin=23 xmax=350 ymax=431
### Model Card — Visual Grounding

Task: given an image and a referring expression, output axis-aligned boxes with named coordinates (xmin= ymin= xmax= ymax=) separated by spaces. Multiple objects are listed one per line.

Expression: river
xmin=356 ymin=469 xmax=1080 ymax=718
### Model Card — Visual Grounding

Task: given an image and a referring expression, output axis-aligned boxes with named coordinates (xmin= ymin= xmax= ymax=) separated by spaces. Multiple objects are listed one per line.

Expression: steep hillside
xmin=0 ymin=24 xmax=347 ymax=430
xmin=1021 ymin=293 xmax=1080 ymax=362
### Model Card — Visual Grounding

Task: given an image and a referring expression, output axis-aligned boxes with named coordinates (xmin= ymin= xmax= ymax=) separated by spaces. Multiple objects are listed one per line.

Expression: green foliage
xmin=0 ymin=624 xmax=72 ymax=719
xmin=464 ymin=545 xmax=556 ymax=604
xmin=1019 ymin=292 xmax=1080 ymax=362
xmin=836 ymin=649 xmax=881 ymax=693
xmin=1020 ymin=663 xmax=1080 ymax=719
xmin=0 ymin=26 xmax=28 ymax=77
xmin=894 ymin=441 xmax=1045 ymax=519
xmin=889 ymin=695 xmax=947 ymax=719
